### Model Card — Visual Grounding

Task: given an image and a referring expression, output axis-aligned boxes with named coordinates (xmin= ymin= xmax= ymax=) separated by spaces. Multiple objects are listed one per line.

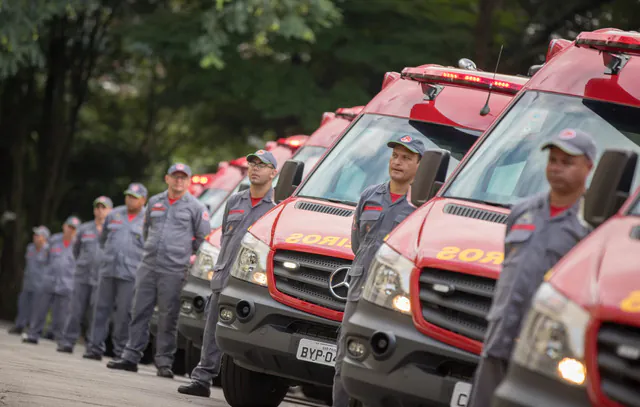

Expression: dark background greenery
xmin=1 ymin=0 xmax=638 ymax=317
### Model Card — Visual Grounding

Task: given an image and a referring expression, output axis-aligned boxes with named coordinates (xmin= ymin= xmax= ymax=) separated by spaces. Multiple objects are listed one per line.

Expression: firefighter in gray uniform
xmin=466 ymin=128 xmax=597 ymax=407
xmin=108 ymin=163 xmax=210 ymax=378
xmin=8 ymin=226 xmax=51 ymax=335
xmin=178 ymin=149 xmax=278 ymax=397
xmin=24 ymin=216 xmax=81 ymax=344
xmin=57 ymin=196 xmax=113 ymax=353
xmin=83 ymin=185 xmax=146 ymax=360
xmin=333 ymin=135 xmax=425 ymax=407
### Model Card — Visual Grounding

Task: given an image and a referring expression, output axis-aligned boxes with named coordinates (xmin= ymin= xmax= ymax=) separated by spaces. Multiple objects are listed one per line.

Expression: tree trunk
xmin=474 ymin=0 xmax=502 ymax=70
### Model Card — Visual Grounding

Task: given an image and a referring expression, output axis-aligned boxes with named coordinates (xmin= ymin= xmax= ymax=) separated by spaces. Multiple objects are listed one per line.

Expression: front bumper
xmin=216 ymin=277 xmax=340 ymax=387
xmin=341 ymin=300 xmax=478 ymax=407
xmin=177 ymin=274 xmax=210 ymax=348
xmin=492 ymin=363 xmax=590 ymax=407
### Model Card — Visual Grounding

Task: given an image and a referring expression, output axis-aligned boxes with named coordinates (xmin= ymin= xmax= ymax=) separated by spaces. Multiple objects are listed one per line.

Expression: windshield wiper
xmin=447 ymin=196 xmax=512 ymax=209
xmin=298 ymin=195 xmax=357 ymax=207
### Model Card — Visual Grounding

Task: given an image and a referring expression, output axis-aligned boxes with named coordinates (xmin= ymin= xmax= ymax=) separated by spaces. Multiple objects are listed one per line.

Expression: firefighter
xmin=8 ymin=226 xmax=51 ymax=335
xmin=23 ymin=216 xmax=81 ymax=344
xmin=178 ymin=149 xmax=278 ymax=397
xmin=83 ymin=185 xmax=146 ymax=360
xmin=467 ymin=128 xmax=597 ymax=407
xmin=332 ymin=135 xmax=426 ymax=407
xmin=107 ymin=164 xmax=210 ymax=378
xmin=57 ymin=196 xmax=113 ymax=353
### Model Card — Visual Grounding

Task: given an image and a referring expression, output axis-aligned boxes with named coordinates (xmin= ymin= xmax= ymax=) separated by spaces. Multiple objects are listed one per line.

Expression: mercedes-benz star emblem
xmin=328 ymin=267 xmax=351 ymax=301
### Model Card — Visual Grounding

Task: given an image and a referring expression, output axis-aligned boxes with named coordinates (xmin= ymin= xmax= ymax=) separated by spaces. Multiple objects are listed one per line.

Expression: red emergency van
xmin=214 ymin=61 xmax=528 ymax=406
xmin=339 ymin=28 xmax=640 ymax=407
xmin=494 ymin=148 xmax=639 ymax=407
xmin=197 ymin=158 xmax=248 ymax=214
xmin=178 ymin=109 xmax=363 ymax=376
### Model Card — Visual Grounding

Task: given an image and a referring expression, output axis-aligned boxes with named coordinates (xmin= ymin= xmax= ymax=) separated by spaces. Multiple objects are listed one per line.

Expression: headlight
xmin=512 ymin=283 xmax=590 ymax=387
xmin=361 ymin=243 xmax=413 ymax=315
xmin=191 ymin=241 xmax=220 ymax=281
xmin=230 ymin=232 xmax=269 ymax=287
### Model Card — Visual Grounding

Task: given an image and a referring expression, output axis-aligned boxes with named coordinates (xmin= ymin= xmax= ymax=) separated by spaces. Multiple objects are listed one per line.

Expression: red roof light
xmin=321 ymin=112 xmax=336 ymax=126
xmin=401 ymin=66 xmax=527 ymax=95
xmin=575 ymin=29 xmax=640 ymax=55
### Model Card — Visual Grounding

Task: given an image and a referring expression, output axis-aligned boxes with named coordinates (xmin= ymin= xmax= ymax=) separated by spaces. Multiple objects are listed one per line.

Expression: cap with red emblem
xmin=246 ymin=149 xmax=278 ymax=168
xmin=167 ymin=163 xmax=193 ymax=177
xmin=124 ymin=183 xmax=148 ymax=199
xmin=541 ymin=128 xmax=597 ymax=162
xmin=64 ymin=216 xmax=81 ymax=229
xmin=387 ymin=134 xmax=426 ymax=156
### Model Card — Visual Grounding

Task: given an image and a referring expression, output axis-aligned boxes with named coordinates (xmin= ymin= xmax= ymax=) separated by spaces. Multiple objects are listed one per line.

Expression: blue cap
xmin=32 ymin=225 xmax=51 ymax=239
xmin=124 ymin=183 xmax=148 ymax=199
xmin=541 ymin=128 xmax=597 ymax=163
xmin=64 ymin=216 xmax=81 ymax=229
xmin=167 ymin=163 xmax=192 ymax=177
xmin=246 ymin=149 xmax=278 ymax=168
xmin=93 ymin=195 xmax=113 ymax=209
xmin=387 ymin=135 xmax=426 ymax=156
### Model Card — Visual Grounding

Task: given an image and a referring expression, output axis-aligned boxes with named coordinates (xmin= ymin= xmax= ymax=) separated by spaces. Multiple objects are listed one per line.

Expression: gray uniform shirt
xmin=23 ymin=243 xmax=49 ymax=292
xmin=42 ymin=233 xmax=77 ymax=295
xmin=347 ymin=182 xmax=416 ymax=302
xmin=210 ymin=188 xmax=275 ymax=292
xmin=73 ymin=221 xmax=103 ymax=286
xmin=483 ymin=192 xmax=592 ymax=360
xmin=99 ymin=206 xmax=145 ymax=281
xmin=142 ymin=191 xmax=211 ymax=276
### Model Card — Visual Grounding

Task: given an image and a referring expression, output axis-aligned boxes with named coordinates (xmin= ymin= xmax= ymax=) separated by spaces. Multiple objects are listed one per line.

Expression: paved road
xmin=0 ymin=322 xmax=323 ymax=407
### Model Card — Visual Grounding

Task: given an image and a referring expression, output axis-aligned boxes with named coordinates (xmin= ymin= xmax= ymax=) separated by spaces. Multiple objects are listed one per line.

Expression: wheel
xmin=301 ymin=384 xmax=333 ymax=405
xmin=221 ymin=354 xmax=289 ymax=407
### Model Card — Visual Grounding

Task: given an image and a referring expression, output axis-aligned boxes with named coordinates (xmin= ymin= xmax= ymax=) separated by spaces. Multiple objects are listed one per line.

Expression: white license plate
xmin=450 ymin=381 xmax=472 ymax=407
xmin=296 ymin=338 xmax=337 ymax=367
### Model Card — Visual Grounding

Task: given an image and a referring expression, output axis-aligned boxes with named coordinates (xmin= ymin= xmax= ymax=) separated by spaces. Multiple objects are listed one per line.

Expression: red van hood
xmin=268 ymin=197 xmax=355 ymax=260
xmin=550 ymin=216 xmax=640 ymax=325
xmin=387 ymin=197 xmax=508 ymax=280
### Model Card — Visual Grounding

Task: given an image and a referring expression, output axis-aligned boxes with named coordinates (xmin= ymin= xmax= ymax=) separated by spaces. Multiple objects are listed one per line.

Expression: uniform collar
xmin=537 ymin=193 xmax=584 ymax=221
xmin=241 ymin=187 xmax=275 ymax=204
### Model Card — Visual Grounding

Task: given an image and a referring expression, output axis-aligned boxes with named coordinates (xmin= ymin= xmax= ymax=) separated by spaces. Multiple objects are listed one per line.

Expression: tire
xmin=301 ymin=384 xmax=333 ymax=405
xmin=221 ymin=354 xmax=289 ymax=407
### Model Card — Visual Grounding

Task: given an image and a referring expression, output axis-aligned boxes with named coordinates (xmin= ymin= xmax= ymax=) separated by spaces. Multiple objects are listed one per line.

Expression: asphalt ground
xmin=0 ymin=321 xmax=325 ymax=407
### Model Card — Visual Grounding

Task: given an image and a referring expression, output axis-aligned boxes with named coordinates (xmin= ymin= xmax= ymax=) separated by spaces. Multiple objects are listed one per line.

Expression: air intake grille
xmin=444 ymin=203 xmax=508 ymax=224
xmin=295 ymin=201 xmax=353 ymax=217
xmin=597 ymin=323 xmax=640 ymax=407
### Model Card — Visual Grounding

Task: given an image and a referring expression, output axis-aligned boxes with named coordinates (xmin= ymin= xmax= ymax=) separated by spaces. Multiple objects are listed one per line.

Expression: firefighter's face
xmin=248 ymin=158 xmax=277 ymax=187
xmin=125 ymin=194 xmax=146 ymax=212
xmin=546 ymin=147 xmax=592 ymax=195
xmin=93 ymin=204 xmax=111 ymax=221
xmin=389 ymin=145 xmax=420 ymax=184
xmin=62 ymin=224 xmax=77 ymax=238
xmin=166 ymin=171 xmax=190 ymax=194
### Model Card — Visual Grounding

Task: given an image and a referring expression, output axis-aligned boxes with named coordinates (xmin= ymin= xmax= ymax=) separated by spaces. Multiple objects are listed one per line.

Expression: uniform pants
xmin=121 ymin=270 xmax=184 ymax=367
xmin=58 ymin=282 xmax=95 ymax=348
xmin=14 ymin=290 xmax=36 ymax=329
xmin=466 ymin=355 xmax=509 ymax=407
xmin=332 ymin=300 xmax=358 ymax=407
xmin=87 ymin=276 xmax=135 ymax=357
xmin=27 ymin=292 xmax=71 ymax=340
xmin=190 ymin=292 xmax=222 ymax=386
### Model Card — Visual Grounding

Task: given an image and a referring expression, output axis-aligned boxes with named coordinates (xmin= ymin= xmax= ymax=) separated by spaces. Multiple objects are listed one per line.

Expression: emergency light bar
xmin=229 ymin=157 xmax=248 ymax=168
xmin=320 ymin=112 xmax=336 ymax=126
xmin=401 ymin=66 xmax=526 ymax=95
xmin=381 ymin=71 xmax=401 ymax=90
xmin=575 ymin=29 xmax=640 ymax=55
xmin=191 ymin=175 xmax=210 ymax=185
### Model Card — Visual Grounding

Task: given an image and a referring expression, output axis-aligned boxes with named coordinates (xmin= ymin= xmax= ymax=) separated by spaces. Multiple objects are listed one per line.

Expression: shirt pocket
xmin=130 ymin=226 xmax=144 ymax=248
xmin=503 ymin=228 xmax=533 ymax=265
xmin=175 ymin=211 xmax=192 ymax=226
xmin=224 ymin=213 xmax=243 ymax=235
xmin=359 ymin=210 xmax=380 ymax=236
xmin=546 ymin=224 xmax=580 ymax=260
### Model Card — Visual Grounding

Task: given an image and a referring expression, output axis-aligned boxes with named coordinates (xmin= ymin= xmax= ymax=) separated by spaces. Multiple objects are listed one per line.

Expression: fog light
xmin=236 ymin=300 xmax=255 ymax=322
xmin=557 ymin=358 xmax=586 ymax=385
xmin=370 ymin=331 xmax=396 ymax=359
xmin=219 ymin=308 xmax=235 ymax=323
xmin=181 ymin=300 xmax=193 ymax=314
xmin=347 ymin=339 xmax=366 ymax=359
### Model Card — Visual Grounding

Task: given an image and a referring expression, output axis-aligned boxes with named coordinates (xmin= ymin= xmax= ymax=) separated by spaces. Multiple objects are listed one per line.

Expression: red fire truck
xmin=340 ymin=28 xmax=640 ymax=407
xmin=214 ymin=61 xmax=528 ymax=406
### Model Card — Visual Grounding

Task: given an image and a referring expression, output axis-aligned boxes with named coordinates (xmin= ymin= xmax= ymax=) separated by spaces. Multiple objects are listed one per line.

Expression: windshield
xmin=445 ymin=91 xmax=640 ymax=207
xmin=208 ymin=146 xmax=328 ymax=230
xmin=630 ymin=192 xmax=640 ymax=216
xmin=198 ymin=188 xmax=230 ymax=214
xmin=296 ymin=114 xmax=480 ymax=205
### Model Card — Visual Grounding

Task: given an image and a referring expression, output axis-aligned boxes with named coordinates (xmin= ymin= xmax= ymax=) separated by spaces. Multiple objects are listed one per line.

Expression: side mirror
xmin=410 ymin=149 xmax=451 ymax=208
xmin=584 ymin=149 xmax=637 ymax=227
xmin=274 ymin=160 xmax=305 ymax=203
xmin=238 ymin=183 xmax=250 ymax=192
xmin=528 ymin=64 xmax=544 ymax=77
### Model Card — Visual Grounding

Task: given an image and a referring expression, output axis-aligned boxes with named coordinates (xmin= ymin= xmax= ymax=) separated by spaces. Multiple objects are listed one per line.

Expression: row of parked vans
xmin=159 ymin=28 xmax=639 ymax=407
